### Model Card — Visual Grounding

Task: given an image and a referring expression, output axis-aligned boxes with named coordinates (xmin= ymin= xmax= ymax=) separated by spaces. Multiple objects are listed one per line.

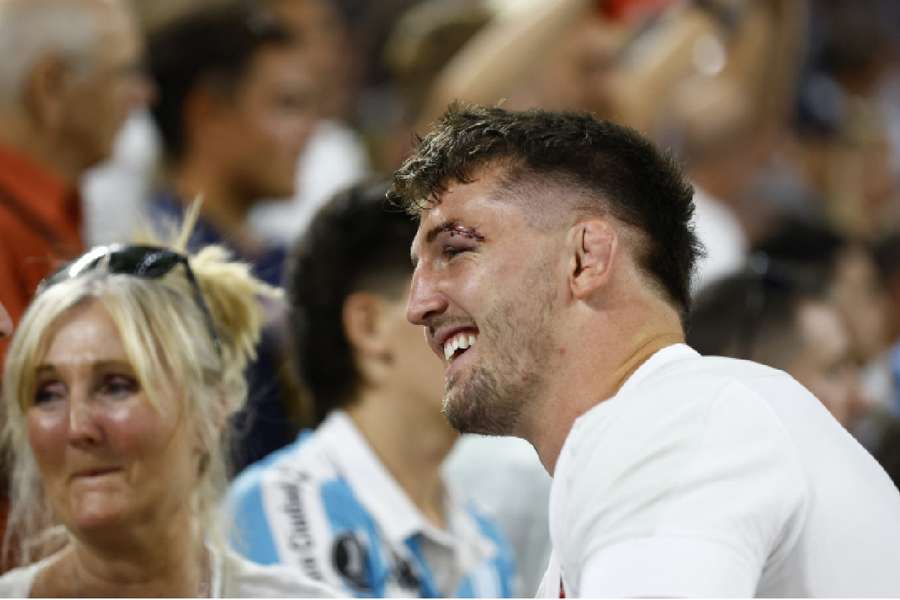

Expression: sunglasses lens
xmin=108 ymin=247 xmax=181 ymax=278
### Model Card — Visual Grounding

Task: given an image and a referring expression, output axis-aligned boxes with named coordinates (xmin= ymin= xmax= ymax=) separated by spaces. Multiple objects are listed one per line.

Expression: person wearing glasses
xmin=0 ymin=223 xmax=335 ymax=596
xmin=396 ymin=104 xmax=900 ymax=597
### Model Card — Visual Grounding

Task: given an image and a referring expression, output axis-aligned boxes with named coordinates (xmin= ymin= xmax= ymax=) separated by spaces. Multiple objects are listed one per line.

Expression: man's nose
xmin=406 ymin=269 xmax=448 ymax=326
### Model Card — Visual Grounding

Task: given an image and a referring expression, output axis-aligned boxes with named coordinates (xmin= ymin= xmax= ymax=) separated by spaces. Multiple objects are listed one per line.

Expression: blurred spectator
xmin=873 ymin=232 xmax=900 ymax=415
xmin=146 ymin=1 xmax=318 ymax=471
xmin=419 ymin=0 xmax=597 ymax=125
xmin=688 ymin=259 xmax=866 ymax=429
xmin=228 ymin=182 xmax=515 ymax=597
xmin=608 ymin=0 xmax=805 ymax=290
xmin=0 ymin=0 xmax=150 ymax=330
xmin=0 ymin=302 xmax=10 ymax=341
xmin=78 ymin=0 xmax=233 ymax=248
xmin=379 ymin=0 xmax=492 ymax=171
xmin=754 ymin=219 xmax=890 ymax=370
xmin=250 ymin=0 xmax=370 ymax=245
xmin=785 ymin=0 xmax=900 ymax=237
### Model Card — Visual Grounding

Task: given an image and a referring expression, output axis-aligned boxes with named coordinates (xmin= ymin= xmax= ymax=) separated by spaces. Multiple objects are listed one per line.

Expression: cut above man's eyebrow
xmin=425 ymin=221 xmax=485 ymax=244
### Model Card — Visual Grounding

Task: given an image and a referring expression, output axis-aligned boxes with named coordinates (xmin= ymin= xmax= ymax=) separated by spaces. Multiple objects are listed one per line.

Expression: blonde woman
xmin=0 ymin=231 xmax=335 ymax=596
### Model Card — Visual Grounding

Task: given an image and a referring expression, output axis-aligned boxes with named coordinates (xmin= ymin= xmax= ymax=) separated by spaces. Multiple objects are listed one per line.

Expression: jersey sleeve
xmin=226 ymin=467 xmax=282 ymax=565
xmin=225 ymin=462 xmax=351 ymax=594
xmin=556 ymin=379 xmax=808 ymax=597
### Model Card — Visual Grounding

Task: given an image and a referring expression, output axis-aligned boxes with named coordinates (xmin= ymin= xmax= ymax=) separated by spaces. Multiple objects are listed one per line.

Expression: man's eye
xmin=442 ymin=246 xmax=468 ymax=259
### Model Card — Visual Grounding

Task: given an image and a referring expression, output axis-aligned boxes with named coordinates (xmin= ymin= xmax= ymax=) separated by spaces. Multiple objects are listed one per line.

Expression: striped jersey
xmin=226 ymin=411 xmax=516 ymax=597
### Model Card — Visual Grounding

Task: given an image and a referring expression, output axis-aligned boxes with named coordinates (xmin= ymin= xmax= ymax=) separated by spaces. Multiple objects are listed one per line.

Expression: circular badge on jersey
xmin=332 ymin=532 xmax=371 ymax=591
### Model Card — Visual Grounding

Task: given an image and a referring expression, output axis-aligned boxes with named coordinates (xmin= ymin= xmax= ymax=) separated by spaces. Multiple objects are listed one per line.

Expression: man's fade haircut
xmin=147 ymin=1 xmax=296 ymax=163
xmin=388 ymin=104 xmax=702 ymax=315
xmin=287 ymin=181 xmax=418 ymax=425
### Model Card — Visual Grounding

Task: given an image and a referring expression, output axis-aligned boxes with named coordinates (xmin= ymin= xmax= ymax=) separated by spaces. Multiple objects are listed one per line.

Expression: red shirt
xmin=0 ymin=144 xmax=83 ymax=333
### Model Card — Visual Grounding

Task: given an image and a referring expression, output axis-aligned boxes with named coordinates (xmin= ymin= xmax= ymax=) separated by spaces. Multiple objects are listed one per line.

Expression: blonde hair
xmin=1 ymin=221 xmax=279 ymax=564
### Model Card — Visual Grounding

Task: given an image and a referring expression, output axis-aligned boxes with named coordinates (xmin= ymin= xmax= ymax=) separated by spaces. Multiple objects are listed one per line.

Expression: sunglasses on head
xmin=40 ymin=244 xmax=222 ymax=358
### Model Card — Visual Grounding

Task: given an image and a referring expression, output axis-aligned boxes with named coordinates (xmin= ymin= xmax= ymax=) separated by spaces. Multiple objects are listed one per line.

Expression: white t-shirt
xmin=537 ymin=344 xmax=900 ymax=598
xmin=0 ymin=546 xmax=335 ymax=597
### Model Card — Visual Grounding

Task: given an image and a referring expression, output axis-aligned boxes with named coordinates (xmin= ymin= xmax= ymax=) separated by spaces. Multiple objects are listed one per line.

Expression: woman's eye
xmin=33 ymin=382 xmax=65 ymax=405
xmin=99 ymin=374 xmax=139 ymax=398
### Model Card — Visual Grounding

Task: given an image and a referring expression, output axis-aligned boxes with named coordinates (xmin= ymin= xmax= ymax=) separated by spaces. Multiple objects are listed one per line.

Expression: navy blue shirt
xmin=148 ymin=191 xmax=298 ymax=472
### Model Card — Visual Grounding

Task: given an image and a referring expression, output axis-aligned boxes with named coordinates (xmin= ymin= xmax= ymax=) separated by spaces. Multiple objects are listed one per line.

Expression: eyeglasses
xmin=39 ymin=245 xmax=222 ymax=358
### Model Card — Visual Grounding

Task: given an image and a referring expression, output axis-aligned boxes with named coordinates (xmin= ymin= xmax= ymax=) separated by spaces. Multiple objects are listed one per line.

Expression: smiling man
xmin=392 ymin=104 xmax=900 ymax=597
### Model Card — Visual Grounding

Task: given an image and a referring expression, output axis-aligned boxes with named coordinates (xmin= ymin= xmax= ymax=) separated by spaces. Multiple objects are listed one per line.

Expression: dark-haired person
xmin=146 ymin=2 xmax=318 ymax=470
xmin=688 ymin=261 xmax=866 ymax=429
xmin=753 ymin=219 xmax=890 ymax=370
xmin=752 ymin=219 xmax=893 ymax=439
xmin=226 ymin=182 xmax=515 ymax=597
xmin=394 ymin=104 xmax=900 ymax=597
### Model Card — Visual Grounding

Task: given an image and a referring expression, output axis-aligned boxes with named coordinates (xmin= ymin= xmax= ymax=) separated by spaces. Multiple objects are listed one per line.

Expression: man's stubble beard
xmin=442 ymin=274 xmax=557 ymax=437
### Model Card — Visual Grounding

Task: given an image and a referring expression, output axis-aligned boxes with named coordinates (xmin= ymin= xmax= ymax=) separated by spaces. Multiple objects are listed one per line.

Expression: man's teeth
xmin=443 ymin=333 xmax=477 ymax=362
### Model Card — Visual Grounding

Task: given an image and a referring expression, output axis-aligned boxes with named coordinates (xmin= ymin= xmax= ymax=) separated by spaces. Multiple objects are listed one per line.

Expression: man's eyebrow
xmin=412 ymin=221 xmax=486 ymax=266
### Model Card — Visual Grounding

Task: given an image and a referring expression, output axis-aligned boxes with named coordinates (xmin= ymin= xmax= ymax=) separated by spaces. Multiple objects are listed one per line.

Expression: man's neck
xmin=172 ymin=164 xmax=261 ymax=254
xmin=346 ymin=392 xmax=457 ymax=530
xmin=0 ymin=118 xmax=81 ymax=187
xmin=527 ymin=311 xmax=684 ymax=476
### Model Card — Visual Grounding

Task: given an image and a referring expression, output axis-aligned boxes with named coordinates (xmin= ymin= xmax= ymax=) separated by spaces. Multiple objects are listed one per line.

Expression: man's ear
xmin=23 ymin=54 xmax=68 ymax=128
xmin=567 ymin=219 xmax=618 ymax=300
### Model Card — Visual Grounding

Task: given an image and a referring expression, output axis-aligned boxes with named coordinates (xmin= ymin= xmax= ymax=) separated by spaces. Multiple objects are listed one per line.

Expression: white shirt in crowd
xmin=0 ymin=545 xmax=335 ymax=597
xmin=443 ymin=434 xmax=552 ymax=596
xmin=537 ymin=344 xmax=900 ymax=597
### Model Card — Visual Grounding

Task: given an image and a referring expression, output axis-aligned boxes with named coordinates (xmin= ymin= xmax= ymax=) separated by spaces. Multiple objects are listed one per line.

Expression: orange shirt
xmin=0 ymin=144 xmax=83 ymax=334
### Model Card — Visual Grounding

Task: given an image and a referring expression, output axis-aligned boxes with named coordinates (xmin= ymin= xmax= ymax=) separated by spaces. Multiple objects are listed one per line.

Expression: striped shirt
xmin=226 ymin=411 xmax=515 ymax=597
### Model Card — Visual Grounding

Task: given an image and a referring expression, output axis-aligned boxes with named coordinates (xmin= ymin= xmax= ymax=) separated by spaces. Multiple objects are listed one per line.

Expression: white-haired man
xmin=0 ymin=0 xmax=151 ymax=329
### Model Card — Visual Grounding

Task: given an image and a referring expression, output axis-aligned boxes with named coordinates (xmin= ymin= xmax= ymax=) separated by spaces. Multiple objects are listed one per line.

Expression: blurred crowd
xmin=0 ymin=0 xmax=898 ymax=596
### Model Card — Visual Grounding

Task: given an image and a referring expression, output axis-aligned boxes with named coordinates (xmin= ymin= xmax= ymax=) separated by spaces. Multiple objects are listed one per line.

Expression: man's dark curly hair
xmin=388 ymin=104 xmax=702 ymax=316
xmin=287 ymin=181 xmax=417 ymax=424
xmin=147 ymin=1 xmax=296 ymax=163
